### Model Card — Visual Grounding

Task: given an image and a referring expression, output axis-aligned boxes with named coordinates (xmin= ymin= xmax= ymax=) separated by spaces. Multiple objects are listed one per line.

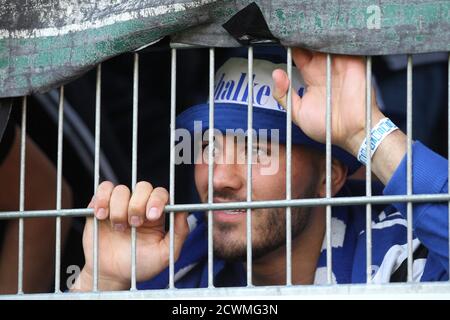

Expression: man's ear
xmin=318 ymin=158 xmax=348 ymax=198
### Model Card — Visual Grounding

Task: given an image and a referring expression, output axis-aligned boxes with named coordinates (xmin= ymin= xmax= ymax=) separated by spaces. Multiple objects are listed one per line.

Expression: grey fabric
xmin=1 ymin=0 xmax=449 ymax=98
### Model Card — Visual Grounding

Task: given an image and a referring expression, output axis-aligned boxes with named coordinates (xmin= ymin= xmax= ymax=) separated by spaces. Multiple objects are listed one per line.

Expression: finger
xmin=272 ymin=68 xmax=290 ymax=108
xmin=292 ymin=47 xmax=313 ymax=70
xmin=272 ymin=69 xmax=303 ymax=125
xmin=128 ymin=181 xmax=153 ymax=227
xmin=333 ymin=54 xmax=365 ymax=74
xmin=109 ymin=184 xmax=131 ymax=232
xmin=146 ymin=187 xmax=169 ymax=222
xmin=292 ymin=48 xmax=326 ymax=85
xmin=87 ymin=196 xmax=95 ymax=209
xmin=93 ymin=181 xmax=114 ymax=220
xmin=164 ymin=212 xmax=189 ymax=260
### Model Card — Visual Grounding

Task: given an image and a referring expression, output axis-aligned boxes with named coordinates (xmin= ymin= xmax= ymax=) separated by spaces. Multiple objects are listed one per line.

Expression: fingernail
xmin=147 ymin=207 xmax=160 ymax=220
xmin=97 ymin=208 xmax=107 ymax=219
xmin=130 ymin=216 xmax=143 ymax=227
xmin=113 ymin=224 xmax=126 ymax=232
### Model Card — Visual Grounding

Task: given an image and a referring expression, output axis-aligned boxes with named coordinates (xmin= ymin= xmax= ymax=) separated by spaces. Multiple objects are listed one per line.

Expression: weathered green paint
xmin=1 ymin=0 xmax=449 ymax=98
xmin=0 ymin=0 xmax=223 ymax=97
xmin=174 ymin=0 xmax=450 ymax=53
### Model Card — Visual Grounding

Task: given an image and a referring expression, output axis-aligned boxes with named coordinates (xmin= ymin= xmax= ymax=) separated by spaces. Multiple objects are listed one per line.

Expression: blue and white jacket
xmin=138 ymin=142 xmax=449 ymax=289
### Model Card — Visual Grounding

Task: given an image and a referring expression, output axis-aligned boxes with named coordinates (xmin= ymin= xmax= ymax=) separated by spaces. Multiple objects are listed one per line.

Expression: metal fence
xmin=1 ymin=46 xmax=450 ymax=299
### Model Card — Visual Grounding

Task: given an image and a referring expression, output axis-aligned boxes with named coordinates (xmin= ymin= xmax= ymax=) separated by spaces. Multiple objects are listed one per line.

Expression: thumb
xmin=272 ymin=68 xmax=303 ymax=126
xmin=272 ymin=69 xmax=290 ymax=108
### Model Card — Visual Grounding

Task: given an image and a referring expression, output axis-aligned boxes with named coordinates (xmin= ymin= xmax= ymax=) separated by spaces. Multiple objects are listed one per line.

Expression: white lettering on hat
xmin=213 ymin=58 xmax=306 ymax=112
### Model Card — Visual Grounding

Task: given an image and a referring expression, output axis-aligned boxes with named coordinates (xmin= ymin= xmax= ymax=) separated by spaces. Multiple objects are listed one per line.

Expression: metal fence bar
xmin=54 ymin=86 xmax=64 ymax=292
xmin=17 ymin=96 xmax=27 ymax=294
xmin=246 ymin=46 xmax=254 ymax=287
xmin=448 ymin=52 xmax=450 ymax=281
xmin=6 ymin=281 xmax=450 ymax=300
xmin=169 ymin=48 xmax=177 ymax=289
xmin=406 ymin=55 xmax=413 ymax=282
xmin=207 ymin=47 xmax=215 ymax=288
xmin=130 ymin=52 xmax=139 ymax=291
xmin=365 ymin=57 xmax=373 ymax=284
xmin=5 ymin=49 xmax=450 ymax=299
xmin=285 ymin=47 xmax=293 ymax=286
xmin=93 ymin=64 xmax=101 ymax=291
xmin=325 ymin=54 xmax=333 ymax=284
xmin=4 ymin=194 xmax=450 ymax=220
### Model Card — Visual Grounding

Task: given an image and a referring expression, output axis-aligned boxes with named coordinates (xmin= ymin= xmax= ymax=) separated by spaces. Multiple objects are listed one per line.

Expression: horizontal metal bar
xmin=163 ymin=194 xmax=450 ymax=211
xmin=2 ymin=193 xmax=450 ymax=219
xmin=3 ymin=282 xmax=450 ymax=300
xmin=0 ymin=208 xmax=94 ymax=219
xmin=170 ymin=42 xmax=210 ymax=49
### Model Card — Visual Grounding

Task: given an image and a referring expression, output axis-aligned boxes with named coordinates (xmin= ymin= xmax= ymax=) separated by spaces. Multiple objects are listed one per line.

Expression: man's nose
xmin=212 ymin=162 xmax=244 ymax=193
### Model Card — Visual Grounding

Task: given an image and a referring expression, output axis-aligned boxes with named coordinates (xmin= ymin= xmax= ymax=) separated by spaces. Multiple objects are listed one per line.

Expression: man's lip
xmin=214 ymin=209 xmax=247 ymax=213
xmin=212 ymin=198 xmax=245 ymax=204
xmin=213 ymin=209 xmax=247 ymax=222
xmin=209 ymin=198 xmax=249 ymax=222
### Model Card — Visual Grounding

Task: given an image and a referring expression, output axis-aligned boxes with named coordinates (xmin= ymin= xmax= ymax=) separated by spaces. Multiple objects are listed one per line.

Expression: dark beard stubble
xmin=211 ymin=183 xmax=317 ymax=261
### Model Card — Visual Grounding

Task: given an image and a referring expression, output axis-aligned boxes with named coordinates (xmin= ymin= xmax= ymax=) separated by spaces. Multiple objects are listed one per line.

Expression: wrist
xmin=344 ymin=111 xmax=385 ymax=156
xmin=70 ymin=268 xmax=93 ymax=292
xmin=70 ymin=267 xmax=129 ymax=292
xmin=356 ymin=117 xmax=399 ymax=165
xmin=371 ymin=130 xmax=407 ymax=185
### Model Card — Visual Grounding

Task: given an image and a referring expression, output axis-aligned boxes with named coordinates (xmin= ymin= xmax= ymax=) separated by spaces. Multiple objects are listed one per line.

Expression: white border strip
xmin=0 ymin=0 xmax=216 ymax=40
xmin=3 ymin=282 xmax=450 ymax=300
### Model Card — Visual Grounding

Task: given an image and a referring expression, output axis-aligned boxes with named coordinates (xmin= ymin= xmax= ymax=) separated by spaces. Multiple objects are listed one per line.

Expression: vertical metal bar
xmin=17 ymin=96 xmax=27 ymax=294
xmin=130 ymin=53 xmax=139 ymax=291
xmin=325 ymin=54 xmax=333 ymax=284
xmin=406 ymin=55 xmax=413 ymax=282
xmin=285 ymin=47 xmax=293 ymax=286
xmin=447 ymin=52 xmax=449 ymax=280
xmin=169 ymin=48 xmax=177 ymax=289
xmin=246 ymin=46 xmax=254 ymax=287
xmin=207 ymin=47 xmax=215 ymax=288
xmin=93 ymin=64 xmax=101 ymax=291
xmin=55 ymin=86 xmax=64 ymax=292
xmin=365 ymin=57 xmax=373 ymax=284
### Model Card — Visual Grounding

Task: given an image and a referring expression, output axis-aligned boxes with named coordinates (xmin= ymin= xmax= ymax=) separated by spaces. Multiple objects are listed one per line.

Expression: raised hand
xmin=272 ymin=47 xmax=406 ymax=184
xmin=72 ymin=181 xmax=189 ymax=291
xmin=272 ymin=48 xmax=384 ymax=156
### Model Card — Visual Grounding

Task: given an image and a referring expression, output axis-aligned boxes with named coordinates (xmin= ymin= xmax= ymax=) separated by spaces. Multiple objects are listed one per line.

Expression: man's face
xmin=194 ymin=135 xmax=324 ymax=261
